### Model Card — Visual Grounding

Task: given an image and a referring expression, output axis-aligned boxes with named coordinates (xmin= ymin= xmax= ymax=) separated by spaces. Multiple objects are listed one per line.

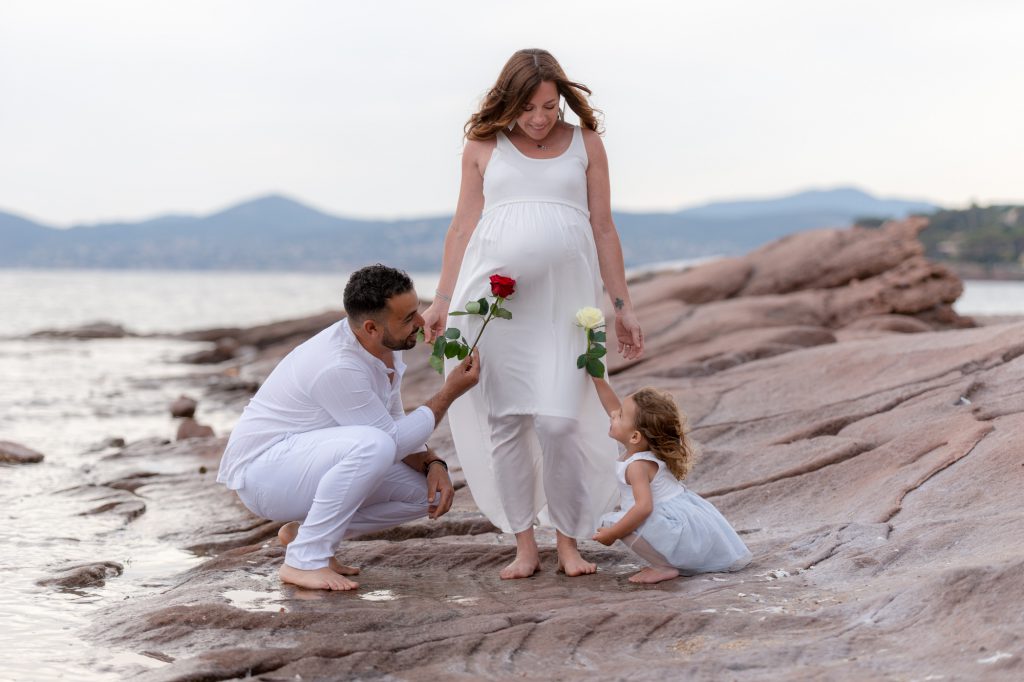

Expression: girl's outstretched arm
xmin=591 ymin=376 xmax=621 ymax=416
xmin=592 ymin=460 xmax=657 ymax=545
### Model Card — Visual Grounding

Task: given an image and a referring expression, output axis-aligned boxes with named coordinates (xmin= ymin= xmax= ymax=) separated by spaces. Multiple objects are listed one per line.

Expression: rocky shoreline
xmin=30 ymin=219 xmax=1021 ymax=680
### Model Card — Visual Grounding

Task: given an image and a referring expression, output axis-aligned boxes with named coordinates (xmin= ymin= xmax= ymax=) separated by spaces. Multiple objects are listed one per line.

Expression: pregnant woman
xmin=423 ymin=48 xmax=644 ymax=579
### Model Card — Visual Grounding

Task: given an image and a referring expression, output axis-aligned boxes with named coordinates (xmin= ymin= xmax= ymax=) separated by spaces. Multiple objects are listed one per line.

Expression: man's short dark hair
xmin=343 ymin=264 xmax=415 ymax=322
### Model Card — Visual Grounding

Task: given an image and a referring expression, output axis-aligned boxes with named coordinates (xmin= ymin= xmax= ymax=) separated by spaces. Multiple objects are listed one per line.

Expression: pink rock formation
xmin=87 ymin=220 xmax=1023 ymax=680
xmin=176 ymin=418 xmax=215 ymax=441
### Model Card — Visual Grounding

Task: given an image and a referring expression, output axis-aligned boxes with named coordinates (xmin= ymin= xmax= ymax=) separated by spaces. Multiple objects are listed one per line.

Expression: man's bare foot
xmin=327 ymin=558 xmax=360 ymax=576
xmin=555 ymin=533 xmax=596 ymax=577
xmin=500 ymin=554 xmax=541 ymax=580
xmin=278 ymin=521 xmax=359 ymax=576
xmin=277 ymin=521 xmax=300 ymax=545
xmin=279 ymin=564 xmax=359 ymax=591
xmin=628 ymin=566 xmax=679 ymax=584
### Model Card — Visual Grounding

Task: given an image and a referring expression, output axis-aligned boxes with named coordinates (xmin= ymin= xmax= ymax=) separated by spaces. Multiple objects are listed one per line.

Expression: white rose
xmin=575 ymin=306 xmax=605 ymax=330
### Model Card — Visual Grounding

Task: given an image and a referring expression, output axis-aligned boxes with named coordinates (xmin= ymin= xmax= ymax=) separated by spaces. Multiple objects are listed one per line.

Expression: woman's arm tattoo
xmin=614 ymin=298 xmax=624 ymax=310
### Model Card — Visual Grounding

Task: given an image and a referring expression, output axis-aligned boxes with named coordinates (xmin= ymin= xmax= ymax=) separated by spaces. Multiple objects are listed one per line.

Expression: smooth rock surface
xmin=88 ymin=222 xmax=1022 ymax=680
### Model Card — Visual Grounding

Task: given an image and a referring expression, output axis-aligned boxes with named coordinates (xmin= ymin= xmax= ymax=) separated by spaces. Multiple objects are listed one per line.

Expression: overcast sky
xmin=1 ymin=0 xmax=1021 ymax=226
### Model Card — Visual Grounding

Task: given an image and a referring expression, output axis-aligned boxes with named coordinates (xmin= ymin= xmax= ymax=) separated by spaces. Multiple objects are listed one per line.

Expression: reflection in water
xmin=359 ymin=589 xmax=399 ymax=602
xmin=223 ymin=589 xmax=289 ymax=613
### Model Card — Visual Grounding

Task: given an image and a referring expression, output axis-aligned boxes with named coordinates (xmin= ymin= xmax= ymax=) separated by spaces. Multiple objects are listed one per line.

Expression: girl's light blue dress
xmin=599 ymin=451 xmax=752 ymax=574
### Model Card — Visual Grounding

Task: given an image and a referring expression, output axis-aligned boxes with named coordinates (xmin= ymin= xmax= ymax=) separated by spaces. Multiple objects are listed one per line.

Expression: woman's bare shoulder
xmin=463 ymin=137 xmax=496 ymax=167
xmin=581 ymin=127 xmax=606 ymax=161
xmin=464 ymin=136 xmax=497 ymax=153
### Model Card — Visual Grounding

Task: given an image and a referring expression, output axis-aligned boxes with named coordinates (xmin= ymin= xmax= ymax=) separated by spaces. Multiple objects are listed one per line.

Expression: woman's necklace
xmin=535 ymin=132 xmax=557 ymax=151
xmin=511 ymin=123 xmax=558 ymax=152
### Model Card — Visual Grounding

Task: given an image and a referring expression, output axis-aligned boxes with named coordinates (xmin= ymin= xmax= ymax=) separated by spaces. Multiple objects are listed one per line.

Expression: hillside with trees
xmin=918 ymin=205 xmax=1024 ymax=279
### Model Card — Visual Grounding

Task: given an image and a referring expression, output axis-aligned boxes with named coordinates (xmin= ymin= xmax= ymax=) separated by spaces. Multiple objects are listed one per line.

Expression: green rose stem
xmin=577 ymin=325 xmax=607 ymax=378
xmin=467 ymin=296 xmax=503 ymax=356
xmin=431 ymin=294 xmax=512 ymax=374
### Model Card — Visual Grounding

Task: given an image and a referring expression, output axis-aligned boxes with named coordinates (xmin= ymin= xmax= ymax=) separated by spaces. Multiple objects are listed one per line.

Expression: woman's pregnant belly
xmin=475 ymin=202 xmax=593 ymax=278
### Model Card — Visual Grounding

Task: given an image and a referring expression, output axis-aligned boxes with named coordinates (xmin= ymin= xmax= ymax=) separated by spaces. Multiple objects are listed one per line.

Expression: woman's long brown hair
xmin=465 ymin=48 xmax=603 ymax=140
xmin=631 ymin=388 xmax=698 ymax=481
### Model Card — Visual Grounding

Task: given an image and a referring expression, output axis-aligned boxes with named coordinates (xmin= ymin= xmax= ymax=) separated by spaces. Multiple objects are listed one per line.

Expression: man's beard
xmin=382 ymin=327 xmax=419 ymax=351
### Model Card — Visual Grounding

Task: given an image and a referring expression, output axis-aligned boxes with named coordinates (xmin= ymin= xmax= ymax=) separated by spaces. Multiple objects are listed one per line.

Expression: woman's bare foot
xmin=278 ymin=521 xmax=360 ymax=576
xmin=500 ymin=528 xmax=541 ymax=580
xmin=500 ymin=555 xmax=541 ymax=579
xmin=279 ymin=564 xmax=359 ymax=591
xmin=628 ymin=566 xmax=679 ymax=584
xmin=555 ymin=531 xmax=596 ymax=577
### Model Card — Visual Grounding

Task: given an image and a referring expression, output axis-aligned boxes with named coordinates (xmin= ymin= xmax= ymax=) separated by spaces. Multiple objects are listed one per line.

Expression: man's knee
xmin=352 ymin=426 xmax=398 ymax=472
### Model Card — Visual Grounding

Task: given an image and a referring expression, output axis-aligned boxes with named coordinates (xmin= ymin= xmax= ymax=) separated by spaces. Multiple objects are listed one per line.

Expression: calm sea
xmin=1 ymin=266 xmax=1021 ymax=680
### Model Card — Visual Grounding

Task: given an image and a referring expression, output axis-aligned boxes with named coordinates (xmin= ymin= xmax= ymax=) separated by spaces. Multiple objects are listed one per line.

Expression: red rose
xmin=489 ymin=274 xmax=516 ymax=298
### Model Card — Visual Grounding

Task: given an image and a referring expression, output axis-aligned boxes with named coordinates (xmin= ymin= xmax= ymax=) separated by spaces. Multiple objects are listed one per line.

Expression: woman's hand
xmin=615 ymin=311 xmax=644 ymax=360
xmin=422 ymin=300 xmax=449 ymax=343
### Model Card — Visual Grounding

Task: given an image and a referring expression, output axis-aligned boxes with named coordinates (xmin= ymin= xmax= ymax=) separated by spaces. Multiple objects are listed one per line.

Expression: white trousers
xmin=236 ymin=425 xmax=434 ymax=570
xmin=487 ymin=413 xmax=594 ymax=538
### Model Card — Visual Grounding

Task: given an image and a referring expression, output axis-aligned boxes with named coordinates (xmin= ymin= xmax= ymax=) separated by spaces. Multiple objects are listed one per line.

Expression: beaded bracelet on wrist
xmin=424 ymin=459 xmax=449 ymax=474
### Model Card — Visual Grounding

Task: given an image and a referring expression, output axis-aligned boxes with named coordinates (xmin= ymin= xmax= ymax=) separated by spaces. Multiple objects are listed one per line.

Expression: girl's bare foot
xmin=278 ymin=521 xmax=360 ymax=576
xmin=279 ymin=564 xmax=359 ymax=591
xmin=555 ymin=531 xmax=596 ymax=577
xmin=500 ymin=528 xmax=541 ymax=580
xmin=628 ymin=566 xmax=679 ymax=584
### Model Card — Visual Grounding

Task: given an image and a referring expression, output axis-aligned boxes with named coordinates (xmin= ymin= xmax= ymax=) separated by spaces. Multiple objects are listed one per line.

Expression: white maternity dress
xmin=444 ymin=125 xmax=618 ymax=537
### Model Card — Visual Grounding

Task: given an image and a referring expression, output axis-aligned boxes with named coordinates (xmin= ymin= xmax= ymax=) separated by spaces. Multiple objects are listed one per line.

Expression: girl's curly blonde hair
xmin=631 ymin=387 xmax=697 ymax=480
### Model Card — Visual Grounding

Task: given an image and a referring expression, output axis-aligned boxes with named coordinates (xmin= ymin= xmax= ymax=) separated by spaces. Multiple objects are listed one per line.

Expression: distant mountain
xmin=0 ymin=187 xmax=939 ymax=271
xmin=679 ymin=187 xmax=934 ymax=220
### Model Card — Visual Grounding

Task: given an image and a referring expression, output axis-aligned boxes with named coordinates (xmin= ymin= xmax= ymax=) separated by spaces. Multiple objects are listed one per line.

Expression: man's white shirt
xmin=217 ymin=319 xmax=434 ymax=490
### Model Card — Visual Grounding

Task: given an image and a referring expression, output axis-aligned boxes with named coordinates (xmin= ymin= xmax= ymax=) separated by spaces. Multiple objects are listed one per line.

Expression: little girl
xmin=590 ymin=378 xmax=752 ymax=583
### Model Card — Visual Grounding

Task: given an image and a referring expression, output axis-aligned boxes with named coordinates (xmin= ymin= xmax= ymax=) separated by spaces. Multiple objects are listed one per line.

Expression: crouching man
xmin=217 ymin=264 xmax=479 ymax=590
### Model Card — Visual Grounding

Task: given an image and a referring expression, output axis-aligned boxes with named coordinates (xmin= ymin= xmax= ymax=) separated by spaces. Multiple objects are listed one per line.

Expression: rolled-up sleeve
xmin=388 ymin=379 xmax=429 ymax=456
xmin=309 ymin=365 xmax=434 ymax=462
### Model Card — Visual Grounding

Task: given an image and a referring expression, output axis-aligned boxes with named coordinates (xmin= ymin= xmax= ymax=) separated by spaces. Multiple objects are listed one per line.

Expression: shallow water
xmin=0 ymin=337 xmax=223 ymax=680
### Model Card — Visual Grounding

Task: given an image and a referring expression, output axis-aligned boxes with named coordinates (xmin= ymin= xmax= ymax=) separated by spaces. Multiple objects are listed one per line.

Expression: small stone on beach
xmin=170 ymin=396 xmax=198 ymax=418
xmin=0 ymin=441 xmax=45 ymax=464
